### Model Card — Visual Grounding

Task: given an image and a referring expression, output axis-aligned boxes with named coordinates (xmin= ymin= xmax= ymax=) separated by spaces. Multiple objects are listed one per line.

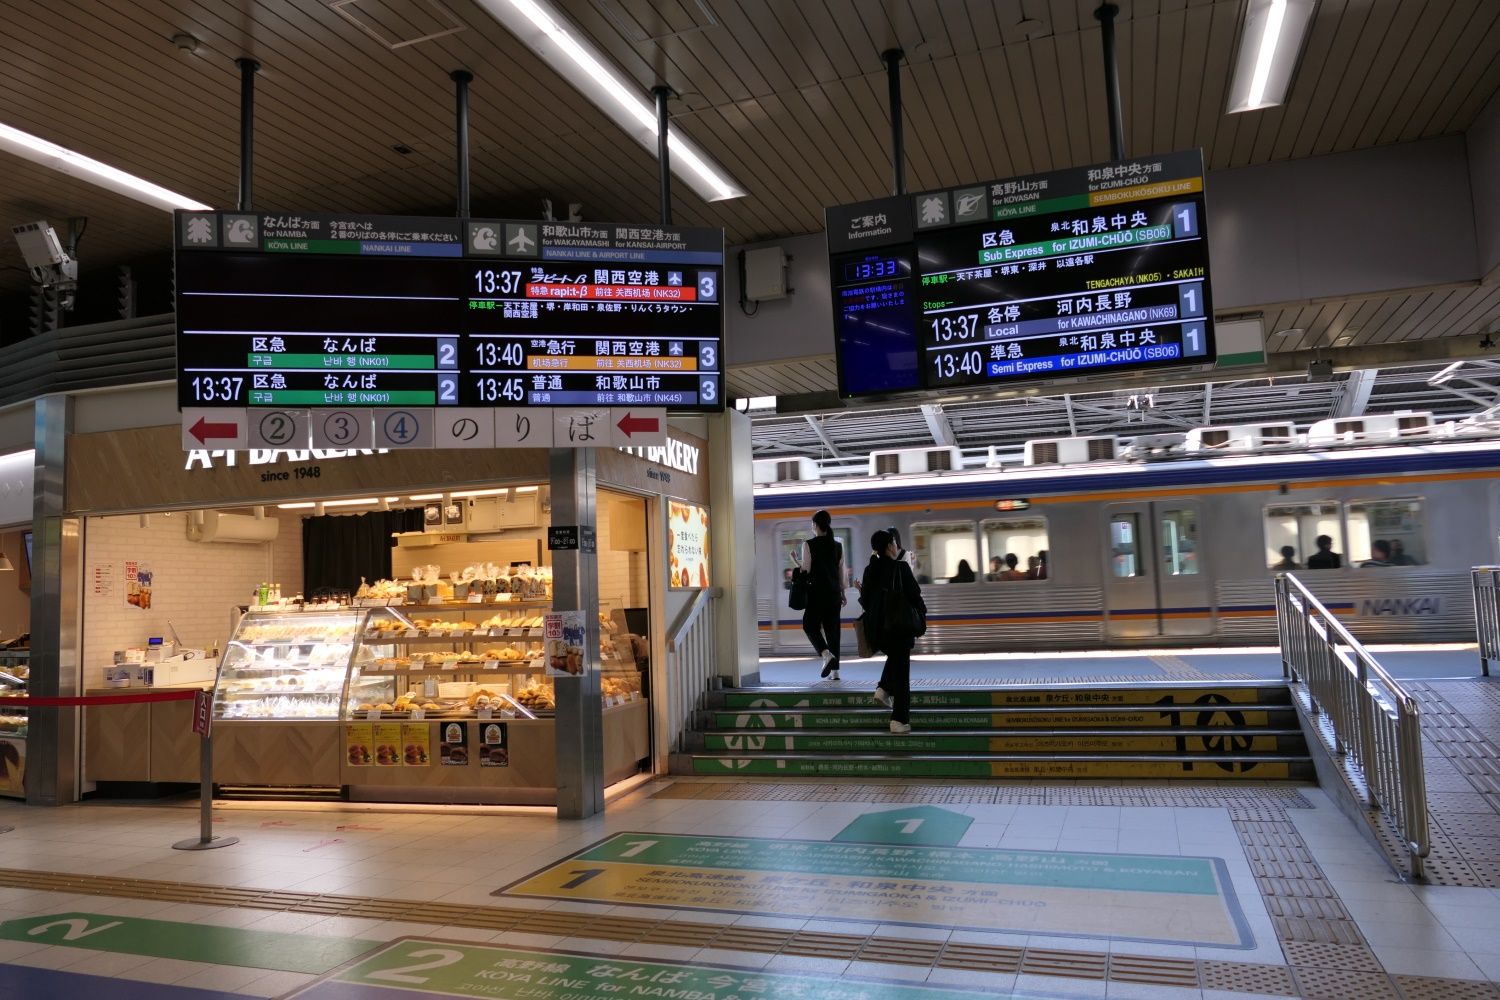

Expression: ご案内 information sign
xmin=175 ymin=212 xmax=725 ymax=412
xmin=826 ymin=149 xmax=1214 ymax=398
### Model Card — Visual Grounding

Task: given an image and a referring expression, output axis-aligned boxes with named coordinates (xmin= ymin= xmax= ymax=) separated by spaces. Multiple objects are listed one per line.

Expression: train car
xmin=755 ymin=432 xmax=1500 ymax=655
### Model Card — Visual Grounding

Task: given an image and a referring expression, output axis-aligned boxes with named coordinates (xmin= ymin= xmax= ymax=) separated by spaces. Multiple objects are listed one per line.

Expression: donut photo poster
xmin=667 ymin=500 xmax=710 ymax=590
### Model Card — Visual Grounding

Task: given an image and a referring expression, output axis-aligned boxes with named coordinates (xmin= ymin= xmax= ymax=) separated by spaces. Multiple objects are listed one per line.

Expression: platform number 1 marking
xmin=618 ymin=839 xmax=658 ymax=858
xmin=560 ymin=869 xmax=605 ymax=889
xmin=365 ymin=947 xmax=466 ymax=985
xmin=894 ymin=818 xmax=925 ymax=835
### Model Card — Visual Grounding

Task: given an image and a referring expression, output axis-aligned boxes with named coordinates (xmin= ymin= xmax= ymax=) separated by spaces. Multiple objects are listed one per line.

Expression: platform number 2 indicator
xmin=365 ymin=947 xmax=466 ymax=985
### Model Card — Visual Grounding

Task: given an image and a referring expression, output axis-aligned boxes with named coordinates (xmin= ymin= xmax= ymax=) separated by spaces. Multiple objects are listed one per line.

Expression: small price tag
xmin=367 ymin=708 xmax=382 ymax=720
xmin=404 ymin=629 xmax=420 ymax=639
xmin=410 ymin=707 xmax=426 ymax=721
xmin=467 ymin=593 xmax=483 ymax=604
xmin=441 ymin=657 xmax=459 ymax=670
xmin=489 ymin=627 xmax=502 ymax=637
xmin=477 ymin=708 xmax=493 ymax=720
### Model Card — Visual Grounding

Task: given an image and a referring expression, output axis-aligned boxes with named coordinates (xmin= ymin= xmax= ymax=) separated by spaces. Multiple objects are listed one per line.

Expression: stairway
xmin=674 ymin=683 xmax=1312 ymax=780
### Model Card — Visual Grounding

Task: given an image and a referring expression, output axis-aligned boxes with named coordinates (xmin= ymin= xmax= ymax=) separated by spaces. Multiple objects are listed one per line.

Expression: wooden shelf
xmin=359 ymin=665 xmax=542 ymax=676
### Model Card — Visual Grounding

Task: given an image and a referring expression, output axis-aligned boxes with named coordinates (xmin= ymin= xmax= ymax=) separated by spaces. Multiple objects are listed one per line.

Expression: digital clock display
xmin=842 ymin=256 xmax=903 ymax=282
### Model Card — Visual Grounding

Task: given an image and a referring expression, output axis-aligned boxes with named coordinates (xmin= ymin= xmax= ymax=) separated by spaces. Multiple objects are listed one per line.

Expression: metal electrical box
xmin=741 ymin=245 xmax=788 ymax=301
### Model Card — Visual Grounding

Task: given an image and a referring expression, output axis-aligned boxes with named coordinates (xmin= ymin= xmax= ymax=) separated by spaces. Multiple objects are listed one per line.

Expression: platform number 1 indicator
xmin=1171 ymin=202 xmax=1199 ymax=238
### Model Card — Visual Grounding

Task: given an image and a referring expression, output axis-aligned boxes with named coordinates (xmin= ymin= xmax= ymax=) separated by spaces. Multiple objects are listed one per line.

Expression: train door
xmin=1103 ymin=501 xmax=1213 ymax=638
xmin=772 ymin=522 xmax=855 ymax=654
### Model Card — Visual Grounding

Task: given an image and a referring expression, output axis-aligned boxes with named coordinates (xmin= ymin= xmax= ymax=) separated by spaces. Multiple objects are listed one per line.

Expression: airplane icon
xmin=508 ymin=228 xmax=536 ymax=253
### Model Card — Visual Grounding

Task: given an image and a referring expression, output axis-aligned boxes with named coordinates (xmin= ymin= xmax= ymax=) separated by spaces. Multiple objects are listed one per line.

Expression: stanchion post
xmin=173 ymin=690 xmax=237 ymax=851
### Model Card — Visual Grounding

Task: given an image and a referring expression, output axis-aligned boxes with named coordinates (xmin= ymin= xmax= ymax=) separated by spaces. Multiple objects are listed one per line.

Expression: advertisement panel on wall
xmin=668 ymin=500 xmax=710 ymax=589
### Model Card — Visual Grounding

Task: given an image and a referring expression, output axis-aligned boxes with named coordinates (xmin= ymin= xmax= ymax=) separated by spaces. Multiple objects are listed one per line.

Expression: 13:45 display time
xmin=189 ymin=375 xmax=245 ymax=402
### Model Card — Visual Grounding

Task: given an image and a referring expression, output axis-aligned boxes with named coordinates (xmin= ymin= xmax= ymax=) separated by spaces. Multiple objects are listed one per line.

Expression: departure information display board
xmin=174 ymin=212 xmax=725 ymax=411
xmin=826 ymin=149 xmax=1214 ymax=398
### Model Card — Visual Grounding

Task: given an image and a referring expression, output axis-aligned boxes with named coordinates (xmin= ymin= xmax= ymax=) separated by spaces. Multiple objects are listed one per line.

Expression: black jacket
xmin=859 ymin=554 xmax=927 ymax=652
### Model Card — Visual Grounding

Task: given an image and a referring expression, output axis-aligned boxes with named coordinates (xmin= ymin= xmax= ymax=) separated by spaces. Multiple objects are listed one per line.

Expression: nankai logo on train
xmin=1359 ymin=597 xmax=1442 ymax=617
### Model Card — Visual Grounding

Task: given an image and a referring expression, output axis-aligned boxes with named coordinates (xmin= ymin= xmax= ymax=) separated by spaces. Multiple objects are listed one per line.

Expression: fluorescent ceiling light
xmin=0 ymin=122 xmax=212 ymax=211
xmin=1226 ymin=0 xmax=1319 ymax=113
xmin=473 ymin=0 xmax=746 ymax=202
xmin=450 ymin=488 xmax=509 ymax=498
xmin=408 ymin=493 xmax=444 ymax=501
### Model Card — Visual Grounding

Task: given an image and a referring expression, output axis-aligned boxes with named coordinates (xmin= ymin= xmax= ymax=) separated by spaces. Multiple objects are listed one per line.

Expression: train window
xmin=779 ymin=527 xmax=855 ymax=595
xmin=1109 ymin=514 xmax=1144 ymax=577
xmin=1160 ymin=509 xmax=1201 ymax=575
xmin=1346 ymin=499 xmax=1425 ymax=567
xmin=981 ymin=518 xmax=1049 ymax=581
xmin=912 ymin=522 xmax=979 ymax=584
xmin=1263 ymin=503 xmax=1343 ymax=570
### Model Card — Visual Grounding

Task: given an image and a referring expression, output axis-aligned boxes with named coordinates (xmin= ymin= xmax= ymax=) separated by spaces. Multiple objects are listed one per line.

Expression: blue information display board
xmin=826 ymin=149 xmax=1214 ymax=398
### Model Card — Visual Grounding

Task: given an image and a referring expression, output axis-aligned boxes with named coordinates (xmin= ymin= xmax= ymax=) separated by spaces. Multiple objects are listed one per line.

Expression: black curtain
xmin=302 ymin=509 xmax=424 ymax=597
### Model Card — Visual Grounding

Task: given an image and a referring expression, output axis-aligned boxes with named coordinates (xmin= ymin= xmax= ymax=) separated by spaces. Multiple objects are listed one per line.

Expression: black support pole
xmin=452 ymin=70 xmax=473 ymax=218
xmin=883 ymin=49 xmax=905 ymax=196
xmin=1095 ymin=4 xmax=1125 ymax=162
xmin=653 ymin=85 xmax=672 ymax=225
xmin=235 ymin=58 xmax=259 ymax=212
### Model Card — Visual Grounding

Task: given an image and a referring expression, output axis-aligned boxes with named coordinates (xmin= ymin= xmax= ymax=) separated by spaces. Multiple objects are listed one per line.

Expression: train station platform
xmin=0 ymin=651 xmax=1493 ymax=999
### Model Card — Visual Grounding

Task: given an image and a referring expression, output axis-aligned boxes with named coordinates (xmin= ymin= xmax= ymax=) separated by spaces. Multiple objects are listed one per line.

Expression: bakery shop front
xmin=64 ymin=421 xmax=712 ymax=807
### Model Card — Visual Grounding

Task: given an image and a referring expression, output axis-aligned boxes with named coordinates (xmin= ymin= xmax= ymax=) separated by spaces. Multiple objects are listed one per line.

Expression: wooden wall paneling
xmin=85 ymin=701 xmax=151 ymax=782
xmin=213 ymin=721 xmax=341 ymax=786
xmin=602 ymin=701 xmax=650 ymax=784
xmin=151 ymin=698 xmax=201 ymax=783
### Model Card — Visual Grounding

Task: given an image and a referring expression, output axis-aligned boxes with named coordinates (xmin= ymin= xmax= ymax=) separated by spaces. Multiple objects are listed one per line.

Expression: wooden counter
xmin=84 ymin=687 xmax=650 ymax=803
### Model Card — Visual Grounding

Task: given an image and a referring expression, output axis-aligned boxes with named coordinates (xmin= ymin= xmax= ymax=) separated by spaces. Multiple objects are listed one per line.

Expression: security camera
xmin=11 ymin=221 xmax=77 ymax=287
xmin=1307 ymin=359 xmax=1334 ymax=382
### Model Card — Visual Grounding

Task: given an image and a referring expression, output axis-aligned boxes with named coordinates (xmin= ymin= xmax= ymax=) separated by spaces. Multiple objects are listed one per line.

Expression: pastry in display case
xmin=0 ymin=646 xmax=28 ymax=797
xmin=215 ymin=608 xmax=398 ymax=720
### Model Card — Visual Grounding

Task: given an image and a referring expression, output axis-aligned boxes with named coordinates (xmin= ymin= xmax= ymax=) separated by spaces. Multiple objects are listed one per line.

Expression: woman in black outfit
xmin=800 ymin=509 xmax=846 ymax=680
xmin=861 ymin=529 xmax=926 ymax=734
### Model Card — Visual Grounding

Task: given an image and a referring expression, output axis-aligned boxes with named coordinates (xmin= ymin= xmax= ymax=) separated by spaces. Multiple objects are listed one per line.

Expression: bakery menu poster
xmin=545 ymin=610 xmax=586 ymax=675
xmin=124 ymin=560 xmax=153 ymax=610
xmin=668 ymin=500 xmax=710 ymax=590
xmin=401 ymin=723 xmax=430 ymax=766
xmin=373 ymin=723 xmax=403 ymax=766
xmin=440 ymin=722 xmax=469 ymax=766
xmin=480 ymin=722 xmax=509 ymax=767
xmin=346 ymin=724 xmax=373 ymax=766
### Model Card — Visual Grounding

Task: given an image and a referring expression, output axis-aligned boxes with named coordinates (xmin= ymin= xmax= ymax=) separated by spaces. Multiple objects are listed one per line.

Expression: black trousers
xmin=802 ymin=600 xmax=840 ymax=662
xmin=878 ymin=647 xmax=912 ymax=723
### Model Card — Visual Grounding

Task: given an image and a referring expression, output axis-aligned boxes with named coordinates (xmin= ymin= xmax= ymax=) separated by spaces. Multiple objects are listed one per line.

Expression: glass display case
xmin=214 ymin=608 xmax=399 ymax=720
xmin=0 ymin=649 xmax=28 ymax=740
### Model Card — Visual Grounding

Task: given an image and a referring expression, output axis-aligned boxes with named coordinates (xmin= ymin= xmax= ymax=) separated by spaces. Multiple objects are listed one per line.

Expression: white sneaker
xmin=889 ymin=721 xmax=912 ymax=734
xmin=872 ymin=687 xmax=892 ymax=707
xmin=819 ymin=649 xmax=834 ymax=666
xmin=829 ymin=670 xmax=840 ymax=682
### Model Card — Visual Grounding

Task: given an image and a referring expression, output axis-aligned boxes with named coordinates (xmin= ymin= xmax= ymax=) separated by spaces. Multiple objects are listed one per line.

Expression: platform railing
xmin=1275 ymin=572 xmax=1429 ymax=879
xmin=1470 ymin=567 xmax=1500 ymax=677
xmin=666 ymin=587 xmax=723 ymax=753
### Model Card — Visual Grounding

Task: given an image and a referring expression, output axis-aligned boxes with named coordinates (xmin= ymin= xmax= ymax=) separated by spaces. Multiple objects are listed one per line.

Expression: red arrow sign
xmin=616 ymin=412 xmax=661 ymax=438
xmin=189 ymin=416 xmax=239 ymax=444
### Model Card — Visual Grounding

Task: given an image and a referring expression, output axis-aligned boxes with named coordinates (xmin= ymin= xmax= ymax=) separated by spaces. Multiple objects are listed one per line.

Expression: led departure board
xmin=174 ymin=212 xmax=725 ymax=411
xmin=826 ymin=150 xmax=1214 ymax=398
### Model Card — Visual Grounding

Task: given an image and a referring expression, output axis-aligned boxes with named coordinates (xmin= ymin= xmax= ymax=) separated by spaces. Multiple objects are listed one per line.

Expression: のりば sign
xmin=668 ymin=500 xmax=710 ymax=589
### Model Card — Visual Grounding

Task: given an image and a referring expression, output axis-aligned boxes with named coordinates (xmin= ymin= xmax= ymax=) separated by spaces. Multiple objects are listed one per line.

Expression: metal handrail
xmin=666 ymin=587 xmax=723 ymax=753
xmin=1275 ymin=572 xmax=1429 ymax=879
xmin=1471 ymin=567 xmax=1500 ymax=677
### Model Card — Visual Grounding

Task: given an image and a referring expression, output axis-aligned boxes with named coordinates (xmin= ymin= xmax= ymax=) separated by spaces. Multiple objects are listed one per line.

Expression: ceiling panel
xmin=0 ymin=0 xmax=1495 ymax=311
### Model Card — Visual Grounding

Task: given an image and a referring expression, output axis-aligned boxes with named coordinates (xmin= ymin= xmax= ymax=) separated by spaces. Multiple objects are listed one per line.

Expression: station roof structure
xmin=0 ymin=1 xmax=1497 ymax=434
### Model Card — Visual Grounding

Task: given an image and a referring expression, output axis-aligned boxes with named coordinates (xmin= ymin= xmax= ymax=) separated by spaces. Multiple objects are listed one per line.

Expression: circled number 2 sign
xmin=248 ymin=409 xmax=309 ymax=449
xmin=311 ymin=409 xmax=373 ymax=450
xmin=374 ymin=407 xmax=434 ymax=449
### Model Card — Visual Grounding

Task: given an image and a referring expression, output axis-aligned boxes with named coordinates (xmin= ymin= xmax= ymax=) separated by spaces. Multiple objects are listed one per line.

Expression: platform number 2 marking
xmin=27 ymin=918 xmax=124 ymax=941
xmin=366 ymin=947 xmax=466 ymax=985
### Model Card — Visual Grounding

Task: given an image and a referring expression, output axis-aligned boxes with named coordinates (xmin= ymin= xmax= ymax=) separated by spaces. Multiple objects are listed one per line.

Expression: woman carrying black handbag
xmin=859 ymin=529 xmax=926 ymax=733
xmin=798 ymin=509 xmax=847 ymax=680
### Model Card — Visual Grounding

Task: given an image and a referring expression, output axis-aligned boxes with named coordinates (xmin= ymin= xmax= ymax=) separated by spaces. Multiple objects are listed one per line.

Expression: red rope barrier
xmin=0 ymin=691 xmax=201 ymax=707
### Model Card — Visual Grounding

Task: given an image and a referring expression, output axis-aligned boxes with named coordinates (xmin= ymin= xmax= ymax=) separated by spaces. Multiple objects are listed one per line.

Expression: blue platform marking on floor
xmin=0 ymin=964 xmax=251 ymax=1000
